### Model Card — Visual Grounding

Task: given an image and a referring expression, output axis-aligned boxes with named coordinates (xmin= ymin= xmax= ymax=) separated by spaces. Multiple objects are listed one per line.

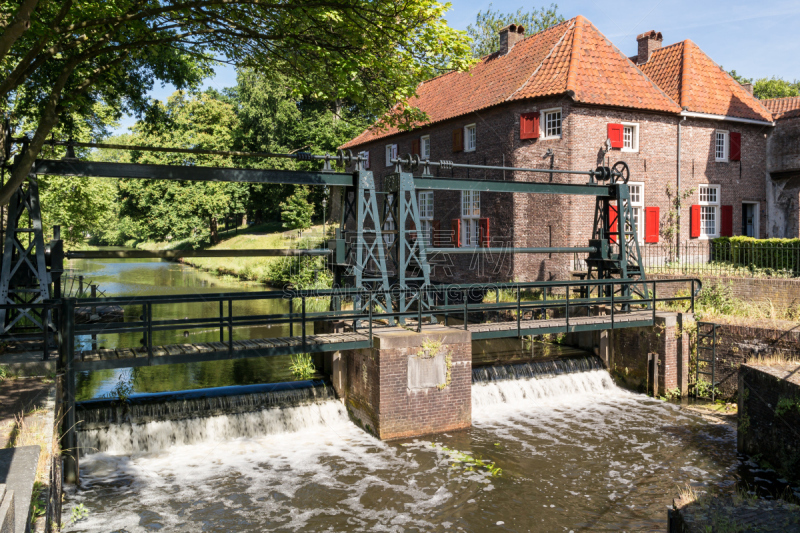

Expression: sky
xmin=113 ymin=0 xmax=800 ymax=134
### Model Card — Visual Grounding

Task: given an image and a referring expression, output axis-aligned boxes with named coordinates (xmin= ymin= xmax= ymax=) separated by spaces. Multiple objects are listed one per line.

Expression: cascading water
xmin=77 ymin=382 xmax=347 ymax=454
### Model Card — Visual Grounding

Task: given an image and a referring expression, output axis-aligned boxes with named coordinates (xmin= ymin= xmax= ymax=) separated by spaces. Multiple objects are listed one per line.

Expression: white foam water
xmin=472 ymin=369 xmax=620 ymax=411
xmin=78 ymin=399 xmax=351 ymax=454
xmin=66 ymin=370 xmax=739 ymax=532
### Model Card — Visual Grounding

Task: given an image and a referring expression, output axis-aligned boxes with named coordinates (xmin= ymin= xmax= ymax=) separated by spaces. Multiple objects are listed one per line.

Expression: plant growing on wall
xmin=661 ymin=185 xmax=696 ymax=262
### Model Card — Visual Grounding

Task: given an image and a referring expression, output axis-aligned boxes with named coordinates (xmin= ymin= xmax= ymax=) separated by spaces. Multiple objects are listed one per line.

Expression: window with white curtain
xmin=699 ymin=184 xmax=720 ymax=237
xmin=418 ymin=191 xmax=433 ymax=245
xmin=628 ymin=182 xmax=644 ymax=240
xmin=461 ymin=190 xmax=480 ymax=247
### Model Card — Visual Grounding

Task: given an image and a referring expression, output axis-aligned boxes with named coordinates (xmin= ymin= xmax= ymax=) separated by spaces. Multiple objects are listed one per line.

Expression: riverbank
xmin=138 ymin=222 xmax=334 ymax=288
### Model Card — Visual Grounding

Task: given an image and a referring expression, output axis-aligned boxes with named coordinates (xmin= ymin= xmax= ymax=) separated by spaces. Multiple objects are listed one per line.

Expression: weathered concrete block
xmin=0 ymin=445 xmax=40 ymax=533
xmin=0 ymin=485 xmax=14 ymax=533
xmin=340 ymin=325 xmax=472 ymax=440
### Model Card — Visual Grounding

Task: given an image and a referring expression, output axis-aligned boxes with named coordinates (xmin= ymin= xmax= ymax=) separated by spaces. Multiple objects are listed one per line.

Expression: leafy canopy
xmin=280 ymin=186 xmax=315 ymax=230
xmin=727 ymin=70 xmax=800 ymax=100
xmin=0 ymin=0 xmax=473 ymax=205
xmin=466 ymin=3 xmax=564 ymax=58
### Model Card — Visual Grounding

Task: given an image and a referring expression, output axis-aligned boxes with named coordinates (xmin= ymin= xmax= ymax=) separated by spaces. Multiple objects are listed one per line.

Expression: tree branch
xmin=0 ymin=0 xmax=40 ymax=63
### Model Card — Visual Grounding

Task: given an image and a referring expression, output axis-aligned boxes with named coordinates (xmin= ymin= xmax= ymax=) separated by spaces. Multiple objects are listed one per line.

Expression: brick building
xmin=762 ymin=96 xmax=800 ymax=237
xmin=340 ymin=16 xmax=776 ymax=283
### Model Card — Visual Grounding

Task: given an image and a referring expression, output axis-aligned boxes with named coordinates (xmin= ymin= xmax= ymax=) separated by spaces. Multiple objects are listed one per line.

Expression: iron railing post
xmin=418 ymin=288 xmax=422 ymax=333
xmin=652 ymin=281 xmax=657 ymax=323
xmin=691 ymin=280 xmax=695 ymax=313
xmin=63 ymin=298 xmax=78 ymax=484
xmin=444 ymin=289 xmax=449 ymax=327
xmin=516 ymin=285 xmax=521 ymax=337
xmin=565 ymin=283 xmax=570 ymax=333
xmin=463 ymin=289 xmax=468 ymax=331
xmin=228 ymin=299 xmax=233 ymax=354
xmin=147 ymin=302 xmax=153 ymax=360
xmin=289 ymin=298 xmax=294 ymax=337
xmin=712 ymin=325 xmax=717 ymax=402
xmin=219 ymin=299 xmax=224 ymax=342
xmin=368 ymin=296 xmax=373 ymax=342
xmin=301 ymin=296 xmax=307 ymax=350
xmin=610 ymin=282 xmax=615 ymax=329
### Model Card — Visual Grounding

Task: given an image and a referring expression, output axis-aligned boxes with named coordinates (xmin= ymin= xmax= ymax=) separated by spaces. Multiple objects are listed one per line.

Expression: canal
xmin=63 ymin=254 xmax=757 ymax=532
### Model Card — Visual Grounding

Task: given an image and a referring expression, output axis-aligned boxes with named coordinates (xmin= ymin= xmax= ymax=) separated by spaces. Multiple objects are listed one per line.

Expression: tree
xmin=280 ymin=186 xmax=314 ymax=230
xmin=727 ymin=70 xmax=800 ymax=100
xmin=466 ymin=3 xmax=564 ymax=58
xmin=111 ymin=91 xmax=248 ymax=247
xmin=0 ymin=0 xmax=474 ymax=207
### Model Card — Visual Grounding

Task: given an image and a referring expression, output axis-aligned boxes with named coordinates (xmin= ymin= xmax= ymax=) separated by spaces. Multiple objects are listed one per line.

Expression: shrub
xmin=280 ymin=186 xmax=314 ymax=230
xmin=712 ymin=236 xmax=800 ymax=274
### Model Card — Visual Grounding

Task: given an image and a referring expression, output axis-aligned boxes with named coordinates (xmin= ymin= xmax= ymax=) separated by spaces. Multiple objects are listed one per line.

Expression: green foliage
xmin=0 ymin=365 xmax=7 ymax=381
xmin=726 ymin=70 xmax=800 ymax=99
xmin=712 ymin=236 xmax=800 ymax=275
xmin=431 ymin=443 xmax=502 ymax=476
xmin=29 ymin=481 xmax=46 ymax=528
xmin=290 ymin=354 xmax=316 ymax=380
xmin=61 ymin=503 xmax=89 ymax=529
xmin=280 ymin=187 xmax=315 ymax=230
xmin=466 ymin=3 xmax=564 ymax=58
xmin=695 ymin=282 xmax=738 ymax=316
xmin=0 ymin=0 xmax=475 ymax=205
xmin=661 ymin=185 xmax=696 ymax=256
xmin=775 ymin=396 xmax=800 ymax=417
xmin=694 ymin=377 xmax=721 ymax=399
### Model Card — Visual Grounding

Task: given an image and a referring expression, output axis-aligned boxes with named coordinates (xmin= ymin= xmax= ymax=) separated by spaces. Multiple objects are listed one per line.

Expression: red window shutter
xmin=645 ymin=207 xmax=660 ymax=243
xmin=431 ymin=220 xmax=441 ymax=247
xmin=452 ymin=129 xmax=463 ymax=152
xmin=608 ymin=123 xmax=624 ymax=149
xmin=451 ymin=219 xmax=461 ymax=248
xmin=609 ymin=205 xmax=618 ymax=243
xmin=479 ymin=218 xmax=490 ymax=247
xmin=720 ymin=205 xmax=733 ymax=236
xmin=690 ymin=205 xmax=701 ymax=238
xmin=520 ymin=112 xmax=540 ymax=140
xmin=730 ymin=132 xmax=741 ymax=161
xmin=411 ymin=138 xmax=421 ymax=156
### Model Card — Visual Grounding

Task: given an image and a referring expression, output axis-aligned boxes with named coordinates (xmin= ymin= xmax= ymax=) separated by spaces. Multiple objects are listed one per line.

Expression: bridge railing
xmin=421 ymin=277 xmax=701 ymax=335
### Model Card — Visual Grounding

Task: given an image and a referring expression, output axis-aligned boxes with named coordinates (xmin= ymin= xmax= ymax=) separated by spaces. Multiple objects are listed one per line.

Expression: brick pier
xmin=331 ymin=325 xmax=472 ymax=440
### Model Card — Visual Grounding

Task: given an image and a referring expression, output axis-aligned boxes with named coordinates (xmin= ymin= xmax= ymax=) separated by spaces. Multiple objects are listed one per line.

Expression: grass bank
xmin=139 ymin=222 xmax=335 ymax=288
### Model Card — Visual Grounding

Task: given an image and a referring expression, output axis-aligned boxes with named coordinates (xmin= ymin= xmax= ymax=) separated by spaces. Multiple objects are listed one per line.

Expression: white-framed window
xmin=699 ymin=184 xmax=720 ymax=238
xmin=464 ymin=124 xmax=476 ymax=152
xmin=622 ymin=123 xmax=639 ymax=152
xmin=385 ymin=144 xmax=397 ymax=167
xmin=418 ymin=191 xmax=433 ymax=245
xmin=628 ymin=182 xmax=644 ymax=240
xmin=358 ymin=150 xmax=370 ymax=169
xmin=461 ymin=190 xmax=480 ymax=247
xmin=715 ymin=130 xmax=729 ymax=162
xmin=421 ymin=135 xmax=431 ymax=159
xmin=541 ymin=107 xmax=562 ymax=139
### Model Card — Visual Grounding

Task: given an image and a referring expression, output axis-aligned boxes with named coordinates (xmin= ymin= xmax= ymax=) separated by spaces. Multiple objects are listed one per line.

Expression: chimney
xmin=498 ymin=24 xmax=525 ymax=55
xmin=740 ymin=82 xmax=754 ymax=94
xmin=636 ymin=30 xmax=662 ymax=64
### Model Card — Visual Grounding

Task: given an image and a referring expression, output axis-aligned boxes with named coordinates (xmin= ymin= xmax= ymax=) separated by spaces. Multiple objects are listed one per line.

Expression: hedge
xmin=711 ymin=237 xmax=800 ymax=273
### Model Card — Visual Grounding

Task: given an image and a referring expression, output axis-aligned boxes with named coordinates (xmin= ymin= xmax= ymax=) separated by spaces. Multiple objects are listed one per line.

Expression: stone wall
xmin=738 ymin=364 xmax=800 ymax=485
xmin=334 ymin=325 xmax=472 ymax=440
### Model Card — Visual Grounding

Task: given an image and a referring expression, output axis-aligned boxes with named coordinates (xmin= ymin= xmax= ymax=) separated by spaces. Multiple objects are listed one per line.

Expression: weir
xmin=0 ymin=139 xmax=703 ymax=484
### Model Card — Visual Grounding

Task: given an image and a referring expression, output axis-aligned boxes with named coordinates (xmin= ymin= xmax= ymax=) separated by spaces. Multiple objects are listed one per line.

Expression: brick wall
xmin=346 ymin=100 xmax=770 ymax=283
xmin=340 ymin=325 xmax=472 ymax=440
xmin=609 ymin=312 xmax=691 ymax=395
xmin=767 ymin=115 xmax=800 ymax=238
xmin=649 ymin=273 xmax=800 ymax=313
xmin=700 ymin=323 xmax=800 ymax=398
xmin=738 ymin=364 xmax=800 ymax=484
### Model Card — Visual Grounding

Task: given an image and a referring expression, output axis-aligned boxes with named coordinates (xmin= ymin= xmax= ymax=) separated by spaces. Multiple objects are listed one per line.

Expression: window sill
xmin=697 ymin=234 xmax=718 ymax=240
xmin=715 ymin=158 xmax=728 ymax=163
xmin=540 ymin=135 xmax=562 ymax=141
xmin=464 ymin=148 xmax=476 ymax=153
xmin=621 ymin=148 xmax=639 ymax=153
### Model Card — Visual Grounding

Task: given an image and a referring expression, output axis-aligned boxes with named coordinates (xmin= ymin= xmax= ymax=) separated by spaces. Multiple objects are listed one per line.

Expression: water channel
xmin=63 ymin=254 xmax=782 ymax=532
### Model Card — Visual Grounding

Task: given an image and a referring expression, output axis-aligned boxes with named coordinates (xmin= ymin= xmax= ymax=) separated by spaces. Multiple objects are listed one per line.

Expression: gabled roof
xmin=341 ymin=15 xmax=680 ymax=149
xmin=640 ymin=40 xmax=774 ymax=122
xmin=762 ymin=96 xmax=800 ymax=120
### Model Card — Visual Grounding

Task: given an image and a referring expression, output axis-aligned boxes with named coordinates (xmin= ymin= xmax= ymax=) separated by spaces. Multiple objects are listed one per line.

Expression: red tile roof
xmin=341 ymin=15 xmax=680 ymax=149
xmin=640 ymin=40 xmax=774 ymax=122
xmin=762 ymin=96 xmax=800 ymax=119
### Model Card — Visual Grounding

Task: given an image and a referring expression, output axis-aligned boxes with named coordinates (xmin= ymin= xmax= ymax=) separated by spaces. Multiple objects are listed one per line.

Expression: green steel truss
xmin=0 ymin=175 xmax=52 ymax=334
xmin=384 ymin=172 xmax=435 ymax=323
